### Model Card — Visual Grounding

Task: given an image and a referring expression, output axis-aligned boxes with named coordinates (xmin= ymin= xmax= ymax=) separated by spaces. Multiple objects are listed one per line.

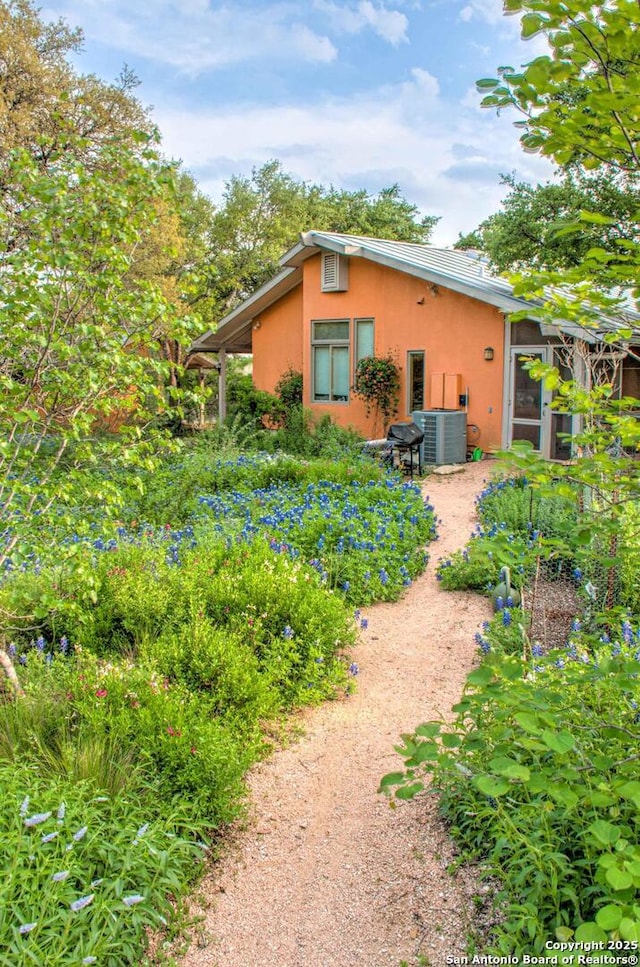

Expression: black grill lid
xmin=386 ymin=422 xmax=424 ymax=446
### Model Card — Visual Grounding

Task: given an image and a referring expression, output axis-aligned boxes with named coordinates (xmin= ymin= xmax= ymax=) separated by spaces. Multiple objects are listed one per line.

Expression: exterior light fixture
xmin=484 ymin=346 xmax=494 ymax=361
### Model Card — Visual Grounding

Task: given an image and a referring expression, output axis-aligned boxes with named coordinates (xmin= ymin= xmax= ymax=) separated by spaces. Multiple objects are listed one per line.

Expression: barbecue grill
xmin=386 ymin=422 xmax=424 ymax=477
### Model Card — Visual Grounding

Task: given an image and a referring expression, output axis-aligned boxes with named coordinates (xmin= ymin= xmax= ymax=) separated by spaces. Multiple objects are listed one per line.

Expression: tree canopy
xmin=454 ymin=170 xmax=640 ymax=274
xmin=478 ymin=0 xmax=639 ymax=174
xmin=470 ymin=0 xmax=638 ymax=291
xmin=205 ymin=160 xmax=439 ymax=316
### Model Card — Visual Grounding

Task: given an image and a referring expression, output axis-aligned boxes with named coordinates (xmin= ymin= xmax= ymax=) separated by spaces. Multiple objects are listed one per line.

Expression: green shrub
xmin=382 ymin=620 xmax=640 ymax=955
xmin=436 ymin=545 xmax=500 ymax=591
xmin=0 ymin=762 xmax=202 ymax=966
xmin=139 ymin=616 xmax=279 ymax=729
xmin=187 ymin=537 xmax=356 ymax=705
xmin=16 ymin=650 xmax=255 ymax=828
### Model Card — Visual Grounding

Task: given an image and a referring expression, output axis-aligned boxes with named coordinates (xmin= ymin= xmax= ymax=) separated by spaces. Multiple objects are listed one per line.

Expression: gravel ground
xmin=181 ymin=461 xmax=495 ymax=967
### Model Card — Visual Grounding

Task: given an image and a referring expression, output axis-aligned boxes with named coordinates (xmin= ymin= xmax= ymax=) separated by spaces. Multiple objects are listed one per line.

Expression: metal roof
xmin=189 ymin=231 xmax=638 ymax=354
xmin=298 ymin=231 xmax=530 ymax=313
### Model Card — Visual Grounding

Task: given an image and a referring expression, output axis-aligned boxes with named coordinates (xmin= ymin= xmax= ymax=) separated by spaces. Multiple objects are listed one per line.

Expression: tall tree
xmin=454 ymin=170 xmax=640 ymax=274
xmin=205 ymin=160 xmax=438 ymax=315
xmin=0 ymin=0 xmax=152 ymax=178
xmin=0 ymin=138 xmax=193 ymax=566
xmin=477 ymin=0 xmax=639 ymax=296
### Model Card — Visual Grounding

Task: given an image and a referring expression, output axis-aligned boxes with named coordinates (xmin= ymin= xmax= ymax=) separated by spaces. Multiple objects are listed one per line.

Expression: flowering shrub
xmin=197 ymin=477 xmax=435 ymax=603
xmin=0 ymin=762 xmax=202 ymax=965
xmin=0 ymin=448 xmax=430 ymax=954
xmin=352 ymin=353 xmax=400 ymax=433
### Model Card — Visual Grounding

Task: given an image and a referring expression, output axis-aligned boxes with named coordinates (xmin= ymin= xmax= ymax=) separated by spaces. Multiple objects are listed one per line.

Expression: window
xmin=354 ymin=318 xmax=374 ymax=373
xmin=407 ymin=351 xmax=425 ymax=413
xmin=312 ymin=319 xmax=350 ymax=402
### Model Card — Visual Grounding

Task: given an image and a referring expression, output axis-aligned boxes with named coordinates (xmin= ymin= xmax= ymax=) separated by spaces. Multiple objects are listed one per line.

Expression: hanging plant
xmin=353 ymin=353 xmax=400 ymax=434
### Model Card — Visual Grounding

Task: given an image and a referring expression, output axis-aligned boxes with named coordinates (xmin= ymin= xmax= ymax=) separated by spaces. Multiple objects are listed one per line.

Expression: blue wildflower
xmin=70 ymin=895 xmax=94 ymax=913
xmin=24 ymin=812 xmax=52 ymax=828
xmin=122 ymin=894 xmax=145 ymax=907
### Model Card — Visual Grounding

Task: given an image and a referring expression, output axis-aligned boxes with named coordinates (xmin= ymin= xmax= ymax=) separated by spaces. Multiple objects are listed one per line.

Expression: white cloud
xmin=457 ymin=0 xmax=551 ymax=58
xmin=458 ymin=0 xmax=509 ymax=26
xmin=43 ymin=1 xmax=338 ymax=72
xmin=155 ymin=67 xmax=553 ymax=246
xmin=314 ymin=0 xmax=409 ymax=46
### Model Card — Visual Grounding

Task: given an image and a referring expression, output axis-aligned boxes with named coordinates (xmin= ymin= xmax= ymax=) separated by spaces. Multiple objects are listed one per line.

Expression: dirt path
xmin=182 ymin=461 xmax=492 ymax=967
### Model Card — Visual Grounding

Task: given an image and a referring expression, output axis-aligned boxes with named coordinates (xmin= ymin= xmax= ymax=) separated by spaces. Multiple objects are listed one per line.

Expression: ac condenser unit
xmin=411 ymin=410 xmax=467 ymax=466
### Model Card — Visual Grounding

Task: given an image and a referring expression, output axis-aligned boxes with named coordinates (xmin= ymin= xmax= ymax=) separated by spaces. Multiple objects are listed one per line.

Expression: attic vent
xmin=321 ymin=252 xmax=349 ymax=292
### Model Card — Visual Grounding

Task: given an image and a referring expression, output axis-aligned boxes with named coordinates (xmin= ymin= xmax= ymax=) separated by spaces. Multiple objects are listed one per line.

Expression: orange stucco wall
xmin=253 ymin=253 xmax=506 ymax=449
xmin=252 ymin=285 xmax=304 ymax=391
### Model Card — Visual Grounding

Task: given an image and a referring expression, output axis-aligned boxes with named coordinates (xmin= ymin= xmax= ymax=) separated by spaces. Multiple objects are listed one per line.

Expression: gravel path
xmin=182 ymin=461 xmax=492 ymax=967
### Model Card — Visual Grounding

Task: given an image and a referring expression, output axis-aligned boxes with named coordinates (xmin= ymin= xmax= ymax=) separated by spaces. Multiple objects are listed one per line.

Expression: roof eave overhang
xmin=189 ymin=265 xmax=302 ymax=354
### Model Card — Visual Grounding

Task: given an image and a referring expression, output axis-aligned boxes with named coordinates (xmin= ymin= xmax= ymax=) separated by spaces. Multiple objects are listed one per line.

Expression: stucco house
xmin=190 ymin=231 xmax=640 ymax=460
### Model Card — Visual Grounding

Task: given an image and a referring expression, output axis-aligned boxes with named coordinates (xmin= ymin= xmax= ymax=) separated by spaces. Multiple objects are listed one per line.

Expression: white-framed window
xmin=312 ymin=319 xmax=350 ymax=402
xmin=407 ymin=350 xmax=425 ymax=413
xmin=354 ymin=318 xmax=374 ymax=374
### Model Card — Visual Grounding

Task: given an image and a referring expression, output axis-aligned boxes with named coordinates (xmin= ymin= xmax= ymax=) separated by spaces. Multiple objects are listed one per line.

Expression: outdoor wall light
xmin=253 ymin=320 xmax=262 ymax=330
xmin=484 ymin=346 xmax=494 ymax=361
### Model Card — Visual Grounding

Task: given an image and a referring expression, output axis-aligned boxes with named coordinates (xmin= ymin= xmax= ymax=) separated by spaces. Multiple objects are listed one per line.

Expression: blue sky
xmin=42 ymin=0 xmax=555 ymax=246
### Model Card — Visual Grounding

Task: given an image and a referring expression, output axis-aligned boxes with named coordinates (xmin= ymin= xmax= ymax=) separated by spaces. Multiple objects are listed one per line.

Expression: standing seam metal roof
xmin=298 ymin=231 xmax=528 ymax=309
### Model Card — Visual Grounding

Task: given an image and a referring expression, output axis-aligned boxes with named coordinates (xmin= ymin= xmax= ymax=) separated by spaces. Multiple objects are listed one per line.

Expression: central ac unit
xmin=411 ymin=410 xmax=467 ymax=465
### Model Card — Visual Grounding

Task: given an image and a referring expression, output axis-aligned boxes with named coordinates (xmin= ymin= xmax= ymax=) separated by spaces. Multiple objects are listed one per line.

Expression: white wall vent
xmin=411 ymin=410 xmax=467 ymax=465
xmin=321 ymin=252 xmax=349 ymax=292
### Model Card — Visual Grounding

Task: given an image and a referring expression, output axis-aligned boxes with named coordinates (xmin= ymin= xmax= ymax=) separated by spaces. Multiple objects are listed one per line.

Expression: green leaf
xmin=476 ymin=78 xmax=499 ymax=90
xmin=619 ymin=918 xmax=640 ymax=942
xmin=521 ymin=13 xmax=548 ymax=37
xmin=595 ymin=904 xmax=622 ymax=931
xmin=488 ymin=756 xmax=531 ymax=781
xmin=546 ymin=784 xmax=579 ymax=809
xmin=574 ymin=922 xmax=608 ymax=943
xmin=395 ymin=781 xmax=424 ymax=801
xmin=616 ymin=781 xmax=640 ymax=808
xmin=475 ymin=775 xmax=511 ymax=797
xmin=467 ymin=667 xmax=493 ymax=687
xmin=378 ymin=772 xmax=407 ymax=792
xmin=514 ymin=711 xmax=541 ymax=734
xmin=605 ymin=867 xmax=633 ymax=892
xmin=408 ymin=741 xmax=439 ymax=764
xmin=441 ymin=733 xmax=462 ymax=749
xmin=588 ymin=820 xmax=621 ymax=846
xmin=541 ymin=729 xmax=575 ymax=753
